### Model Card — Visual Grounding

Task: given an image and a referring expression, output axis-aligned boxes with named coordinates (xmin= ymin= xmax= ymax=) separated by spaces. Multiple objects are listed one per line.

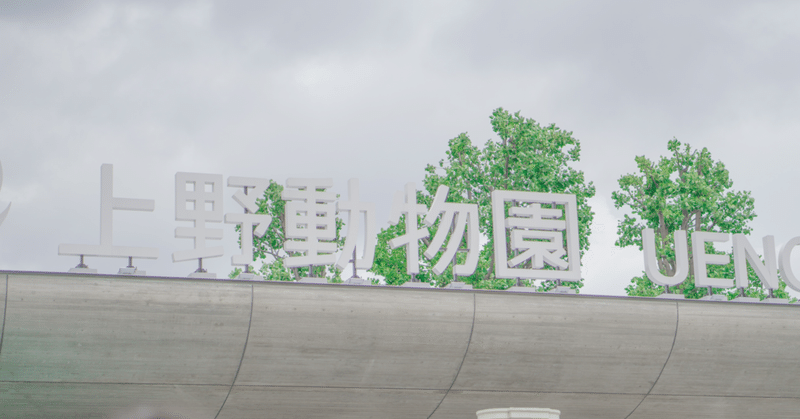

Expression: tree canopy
xmin=369 ymin=107 xmax=595 ymax=290
xmin=612 ymin=139 xmax=792 ymax=300
xmin=234 ymin=108 xmax=595 ymax=291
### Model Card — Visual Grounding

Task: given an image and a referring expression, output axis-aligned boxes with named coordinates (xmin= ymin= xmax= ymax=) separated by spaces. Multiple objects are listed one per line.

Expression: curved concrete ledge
xmin=218 ymin=387 xmax=446 ymax=419
xmin=652 ymin=302 xmax=800 ymax=398
xmin=0 ymin=273 xmax=251 ymax=385
xmin=0 ymin=274 xmax=7 ymax=356
xmin=0 ymin=271 xmax=798 ymax=418
xmin=234 ymin=285 xmax=474 ymax=389
xmin=454 ymin=294 xmax=677 ymax=394
xmin=0 ymin=382 xmax=229 ymax=419
xmin=629 ymin=394 xmax=800 ymax=419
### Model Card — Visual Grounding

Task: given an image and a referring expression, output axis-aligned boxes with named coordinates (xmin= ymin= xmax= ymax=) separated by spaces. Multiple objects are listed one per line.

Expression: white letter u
xmin=643 ymin=228 xmax=689 ymax=287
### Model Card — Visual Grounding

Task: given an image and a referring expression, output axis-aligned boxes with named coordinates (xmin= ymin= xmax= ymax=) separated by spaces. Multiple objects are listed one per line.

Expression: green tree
xmin=613 ymin=139 xmax=792 ymax=300
xmin=369 ymin=108 xmax=596 ymax=290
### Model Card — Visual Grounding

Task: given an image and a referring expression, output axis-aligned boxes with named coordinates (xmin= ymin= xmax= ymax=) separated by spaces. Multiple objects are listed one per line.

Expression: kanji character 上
xmin=59 ymin=164 xmax=158 ymax=271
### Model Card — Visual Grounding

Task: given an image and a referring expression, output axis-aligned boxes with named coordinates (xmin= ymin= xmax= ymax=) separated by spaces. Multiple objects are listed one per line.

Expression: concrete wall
xmin=0 ymin=271 xmax=798 ymax=418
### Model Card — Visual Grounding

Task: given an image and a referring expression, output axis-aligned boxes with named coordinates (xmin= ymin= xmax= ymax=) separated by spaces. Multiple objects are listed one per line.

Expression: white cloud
xmin=1 ymin=1 xmax=799 ymax=295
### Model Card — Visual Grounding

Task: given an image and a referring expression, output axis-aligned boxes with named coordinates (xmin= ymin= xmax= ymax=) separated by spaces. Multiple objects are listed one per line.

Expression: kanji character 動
xmin=335 ymin=178 xmax=376 ymax=274
xmin=282 ymin=178 xmax=337 ymax=268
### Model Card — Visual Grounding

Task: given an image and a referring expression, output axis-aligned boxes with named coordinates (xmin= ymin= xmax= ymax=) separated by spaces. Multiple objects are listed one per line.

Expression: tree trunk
xmin=484 ymin=252 xmax=494 ymax=281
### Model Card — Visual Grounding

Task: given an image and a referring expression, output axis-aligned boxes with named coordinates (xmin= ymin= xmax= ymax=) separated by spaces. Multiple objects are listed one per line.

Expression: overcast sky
xmin=1 ymin=0 xmax=799 ymax=296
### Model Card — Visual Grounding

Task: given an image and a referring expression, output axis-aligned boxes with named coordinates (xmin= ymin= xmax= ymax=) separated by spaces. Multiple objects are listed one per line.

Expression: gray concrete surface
xmin=0 ymin=274 xmax=6 ymax=358
xmin=0 ymin=271 xmax=798 ymax=418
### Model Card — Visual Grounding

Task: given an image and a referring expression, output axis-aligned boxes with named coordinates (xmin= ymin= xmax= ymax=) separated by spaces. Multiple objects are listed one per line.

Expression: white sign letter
xmin=692 ymin=231 xmax=732 ymax=289
xmin=491 ymin=190 xmax=580 ymax=281
xmin=335 ymin=178 xmax=377 ymax=271
xmin=226 ymin=177 xmax=272 ymax=269
xmin=642 ymin=228 xmax=689 ymax=287
xmin=172 ymin=172 xmax=225 ymax=276
xmin=60 ymin=164 xmax=158 ymax=267
xmin=733 ymin=234 xmax=779 ymax=290
xmin=387 ymin=183 xmax=429 ymax=275
xmin=422 ymin=185 xmax=480 ymax=276
xmin=282 ymin=178 xmax=337 ymax=268
xmin=778 ymin=236 xmax=800 ymax=292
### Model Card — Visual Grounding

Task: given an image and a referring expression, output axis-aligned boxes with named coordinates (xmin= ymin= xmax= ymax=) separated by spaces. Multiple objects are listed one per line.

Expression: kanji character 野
xmin=226 ymin=177 xmax=273 ymax=273
xmin=172 ymin=172 xmax=224 ymax=277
